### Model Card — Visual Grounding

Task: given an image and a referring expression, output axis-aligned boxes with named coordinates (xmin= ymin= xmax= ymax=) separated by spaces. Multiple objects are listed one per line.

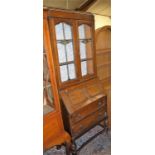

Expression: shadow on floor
xmin=44 ymin=125 xmax=111 ymax=155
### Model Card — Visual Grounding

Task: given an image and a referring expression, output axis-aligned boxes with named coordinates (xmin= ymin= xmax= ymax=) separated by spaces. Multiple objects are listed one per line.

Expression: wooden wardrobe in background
xmin=95 ymin=26 xmax=111 ymax=128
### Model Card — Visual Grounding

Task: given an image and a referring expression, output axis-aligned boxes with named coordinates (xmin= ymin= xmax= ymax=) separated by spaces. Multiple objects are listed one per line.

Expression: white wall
xmin=94 ymin=15 xmax=111 ymax=29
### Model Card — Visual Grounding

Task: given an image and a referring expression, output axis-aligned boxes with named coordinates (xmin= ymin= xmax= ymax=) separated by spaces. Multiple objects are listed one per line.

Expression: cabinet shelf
xmin=97 ymin=62 xmax=111 ymax=68
xmin=96 ymin=48 xmax=111 ymax=54
xmin=99 ymin=75 xmax=111 ymax=81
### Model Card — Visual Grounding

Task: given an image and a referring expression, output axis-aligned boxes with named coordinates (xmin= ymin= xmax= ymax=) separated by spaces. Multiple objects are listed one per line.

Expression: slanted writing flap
xmin=60 ymin=78 xmax=106 ymax=114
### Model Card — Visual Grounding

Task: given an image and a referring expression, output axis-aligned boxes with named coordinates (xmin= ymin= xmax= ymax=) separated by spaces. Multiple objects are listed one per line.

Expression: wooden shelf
xmin=96 ymin=48 xmax=111 ymax=55
xmin=98 ymin=75 xmax=111 ymax=81
xmin=97 ymin=62 xmax=111 ymax=68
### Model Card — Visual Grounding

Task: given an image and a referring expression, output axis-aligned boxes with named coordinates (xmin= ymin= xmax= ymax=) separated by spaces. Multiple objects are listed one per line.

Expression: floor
xmin=44 ymin=125 xmax=111 ymax=155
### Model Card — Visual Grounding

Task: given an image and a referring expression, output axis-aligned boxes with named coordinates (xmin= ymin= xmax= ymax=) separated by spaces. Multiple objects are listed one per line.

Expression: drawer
xmin=71 ymin=107 xmax=106 ymax=137
xmin=70 ymin=97 xmax=106 ymax=125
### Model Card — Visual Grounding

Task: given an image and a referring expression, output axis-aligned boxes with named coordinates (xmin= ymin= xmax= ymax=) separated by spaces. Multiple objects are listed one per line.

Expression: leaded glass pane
xmin=79 ymin=40 xmax=93 ymax=59
xmin=43 ymin=81 xmax=54 ymax=115
xmin=57 ymin=43 xmax=66 ymax=63
xmin=55 ymin=23 xmax=64 ymax=40
xmin=81 ymin=61 xmax=87 ymax=76
xmin=79 ymin=24 xmax=85 ymax=39
xmin=60 ymin=65 xmax=68 ymax=82
xmin=64 ymin=23 xmax=72 ymax=39
xmin=85 ymin=41 xmax=93 ymax=58
xmin=43 ymin=48 xmax=54 ymax=115
xmin=78 ymin=24 xmax=91 ymax=39
xmin=55 ymin=22 xmax=77 ymax=83
xmin=43 ymin=105 xmax=53 ymax=115
xmin=46 ymin=82 xmax=54 ymax=104
xmin=66 ymin=42 xmax=74 ymax=62
xmin=68 ymin=63 xmax=76 ymax=79
xmin=80 ymin=42 xmax=86 ymax=59
xmin=43 ymin=54 xmax=50 ymax=81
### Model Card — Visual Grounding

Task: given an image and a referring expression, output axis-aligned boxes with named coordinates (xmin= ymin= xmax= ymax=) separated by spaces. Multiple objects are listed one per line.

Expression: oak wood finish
xmin=95 ymin=25 xmax=111 ymax=128
xmin=43 ymin=9 xmax=71 ymax=153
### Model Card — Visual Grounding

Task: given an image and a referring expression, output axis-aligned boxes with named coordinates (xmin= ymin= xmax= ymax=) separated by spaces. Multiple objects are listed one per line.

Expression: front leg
xmin=104 ymin=114 xmax=109 ymax=135
xmin=65 ymin=141 xmax=71 ymax=155
xmin=71 ymin=141 xmax=77 ymax=155
xmin=56 ymin=145 xmax=61 ymax=150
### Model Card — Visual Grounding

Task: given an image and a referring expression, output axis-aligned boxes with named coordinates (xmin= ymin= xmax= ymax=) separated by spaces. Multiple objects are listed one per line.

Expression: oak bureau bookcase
xmin=44 ymin=7 xmax=108 ymax=155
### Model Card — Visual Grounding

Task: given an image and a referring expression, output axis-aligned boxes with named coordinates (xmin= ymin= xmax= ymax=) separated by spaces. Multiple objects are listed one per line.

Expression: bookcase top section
xmin=43 ymin=7 xmax=94 ymax=21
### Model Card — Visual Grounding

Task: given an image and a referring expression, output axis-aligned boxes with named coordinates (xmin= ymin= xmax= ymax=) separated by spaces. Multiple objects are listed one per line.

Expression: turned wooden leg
xmin=62 ymin=132 xmax=71 ymax=155
xmin=105 ymin=119 xmax=109 ymax=135
xmin=105 ymin=126 xmax=109 ymax=135
xmin=71 ymin=142 xmax=77 ymax=155
xmin=65 ymin=142 xmax=71 ymax=155
xmin=56 ymin=145 xmax=61 ymax=150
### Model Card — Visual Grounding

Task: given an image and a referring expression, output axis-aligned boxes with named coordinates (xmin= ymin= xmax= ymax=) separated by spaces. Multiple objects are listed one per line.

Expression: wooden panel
xmin=95 ymin=26 xmax=111 ymax=128
xmin=43 ymin=113 xmax=61 ymax=142
xmin=101 ymin=78 xmax=111 ymax=89
xmin=97 ymin=65 xmax=111 ymax=80
xmin=68 ymin=88 xmax=87 ymax=105
xmin=86 ymin=83 xmax=101 ymax=96
xmin=96 ymin=52 xmax=111 ymax=66
xmin=43 ymin=109 xmax=71 ymax=151
xmin=95 ymin=26 xmax=111 ymax=86
xmin=96 ymin=26 xmax=111 ymax=50
xmin=46 ymin=8 xmax=94 ymax=21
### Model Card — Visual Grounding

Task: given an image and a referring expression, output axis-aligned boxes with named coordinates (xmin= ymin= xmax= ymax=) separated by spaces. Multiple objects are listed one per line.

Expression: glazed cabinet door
xmin=48 ymin=18 xmax=79 ymax=88
xmin=43 ymin=45 xmax=55 ymax=115
xmin=47 ymin=17 xmax=96 ymax=89
xmin=77 ymin=21 xmax=96 ymax=79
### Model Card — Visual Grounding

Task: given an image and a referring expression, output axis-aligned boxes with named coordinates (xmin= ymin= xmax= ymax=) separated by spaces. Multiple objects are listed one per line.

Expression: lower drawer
xmin=70 ymin=97 xmax=106 ymax=125
xmin=71 ymin=107 xmax=106 ymax=137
